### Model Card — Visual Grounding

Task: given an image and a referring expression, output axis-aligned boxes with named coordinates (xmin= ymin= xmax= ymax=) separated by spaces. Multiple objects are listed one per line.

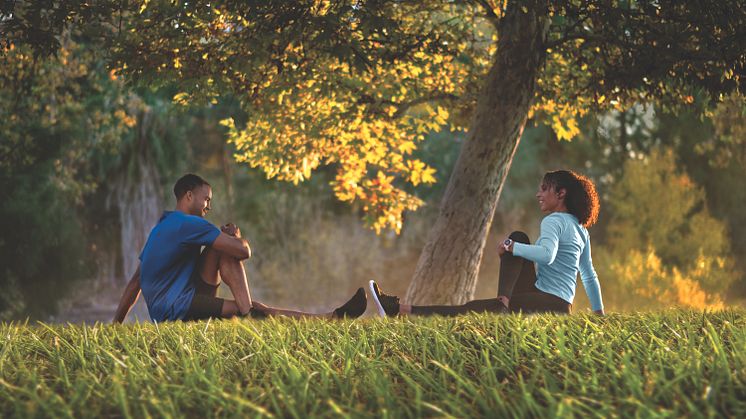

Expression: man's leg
xmin=200 ymin=246 xmax=365 ymax=319
xmin=260 ymin=287 xmax=367 ymax=318
xmin=215 ymin=252 xmax=254 ymax=316
xmin=216 ymin=252 xmax=336 ymax=317
xmin=191 ymin=245 xmax=251 ymax=317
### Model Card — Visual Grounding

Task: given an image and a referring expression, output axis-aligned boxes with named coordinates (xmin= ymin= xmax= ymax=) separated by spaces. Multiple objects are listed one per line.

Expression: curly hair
xmin=542 ymin=170 xmax=600 ymax=228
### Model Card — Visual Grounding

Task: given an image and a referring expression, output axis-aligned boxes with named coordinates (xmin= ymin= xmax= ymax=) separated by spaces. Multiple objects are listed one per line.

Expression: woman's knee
xmin=509 ymin=231 xmax=530 ymax=244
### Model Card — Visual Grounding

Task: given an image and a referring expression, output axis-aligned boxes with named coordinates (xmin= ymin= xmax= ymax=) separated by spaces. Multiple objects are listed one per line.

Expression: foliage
xmin=142 ymin=1 xmax=487 ymax=233
xmin=4 ymin=1 xmax=742 ymax=233
xmin=699 ymin=94 xmax=746 ymax=168
xmin=601 ymin=249 xmax=726 ymax=310
xmin=0 ymin=35 xmax=140 ymax=319
xmin=0 ymin=173 xmax=92 ymax=320
xmin=2 ymin=310 xmax=746 ymax=416
xmin=0 ymin=31 xmax=197 ymax=319
xmin=533 ymin=0 xmax=745 ymax=138
xmin=0 ymin=40 xmax=135 ymax=192
xmin=653 ymin=94 xmax=746 ymax=295
xmin=603 ymin=149 xmax=737 ymax=305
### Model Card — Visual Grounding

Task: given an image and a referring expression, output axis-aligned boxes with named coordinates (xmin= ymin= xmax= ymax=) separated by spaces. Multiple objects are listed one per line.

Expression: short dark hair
xmin=542 ymin=170 xmax=600 ymax=228
xmin=173 ymin=174 xmax=210 ymax=200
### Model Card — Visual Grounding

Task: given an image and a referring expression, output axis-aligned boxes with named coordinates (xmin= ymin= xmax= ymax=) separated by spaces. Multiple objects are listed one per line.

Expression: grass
xmin=1 ymin=310 xmax=745 ymax=418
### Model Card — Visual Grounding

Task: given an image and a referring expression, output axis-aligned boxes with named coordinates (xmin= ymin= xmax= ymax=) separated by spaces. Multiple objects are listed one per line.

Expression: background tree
xmin=0 ymin=34 xmax=137 ymax=319
xmin=2 ymin=0 xmax=744 ymax=305
xmin=599 ymin=149 xmax=736 ymax=309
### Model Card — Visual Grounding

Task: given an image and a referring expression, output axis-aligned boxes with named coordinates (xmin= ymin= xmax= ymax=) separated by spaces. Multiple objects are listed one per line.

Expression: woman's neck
xmin=550 ymin=204 xmax=568 ymax=214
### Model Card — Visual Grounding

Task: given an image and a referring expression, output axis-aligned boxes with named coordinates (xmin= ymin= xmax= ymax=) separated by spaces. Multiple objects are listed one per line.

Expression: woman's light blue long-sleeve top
xmin=512 ymin=212 xmax=604 ymax=311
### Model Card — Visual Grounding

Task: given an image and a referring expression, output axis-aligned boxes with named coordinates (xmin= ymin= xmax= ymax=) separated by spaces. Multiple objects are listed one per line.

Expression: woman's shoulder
xmin=543 ymin=212 xmax=577 ymax=224
xmin=542 ymin=212 xmax=586 ymax=235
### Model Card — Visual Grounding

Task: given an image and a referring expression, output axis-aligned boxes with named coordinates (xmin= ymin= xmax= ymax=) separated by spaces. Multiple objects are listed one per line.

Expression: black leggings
xmin=411 ymin=231 xmax=572 ymax=316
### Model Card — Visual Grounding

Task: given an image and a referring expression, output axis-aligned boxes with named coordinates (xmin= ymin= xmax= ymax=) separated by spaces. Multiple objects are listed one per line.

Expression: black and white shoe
xmin=369 ymin=280 xmax=400 ymax=317
xmin=333 ymin=287 xmax=367 ymax=318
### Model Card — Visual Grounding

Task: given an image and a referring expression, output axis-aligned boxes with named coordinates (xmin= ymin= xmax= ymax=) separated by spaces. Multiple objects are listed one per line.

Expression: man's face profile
xmin=186 ymin=185 xmax=212 ymax=217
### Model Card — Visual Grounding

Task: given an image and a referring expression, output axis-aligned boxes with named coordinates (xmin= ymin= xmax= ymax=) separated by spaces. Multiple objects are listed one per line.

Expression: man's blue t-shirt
xmin=139 ymin=211 xmax=221 ymax=321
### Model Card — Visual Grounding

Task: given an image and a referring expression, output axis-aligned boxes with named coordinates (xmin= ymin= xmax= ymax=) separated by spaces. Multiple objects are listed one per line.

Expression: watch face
xmin=503 ymin=239 xmax=512 ymax=246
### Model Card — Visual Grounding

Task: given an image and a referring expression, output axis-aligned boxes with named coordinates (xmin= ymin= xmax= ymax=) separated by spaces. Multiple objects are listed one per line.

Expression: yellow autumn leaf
xmin=173 ymin=92 xmax=190 ymax=105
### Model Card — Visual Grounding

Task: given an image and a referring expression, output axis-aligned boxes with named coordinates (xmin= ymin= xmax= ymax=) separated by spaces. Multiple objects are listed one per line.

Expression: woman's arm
xmin=579 ymin=236 xmax=604 ymax=315
xmin=113 ymin=265 xmax=141 ymax=323
xmin=512 ymin=215 xmax=563 ymax=264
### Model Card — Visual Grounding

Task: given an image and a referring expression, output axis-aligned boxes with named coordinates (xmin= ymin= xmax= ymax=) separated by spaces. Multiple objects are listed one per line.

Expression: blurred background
xmin=1 ymin=37 xmax=744 ymax=323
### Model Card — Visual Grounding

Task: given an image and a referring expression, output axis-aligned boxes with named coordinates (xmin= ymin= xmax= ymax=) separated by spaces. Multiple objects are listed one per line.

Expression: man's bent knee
xmin=198 ymin=247 xmax=223 ymax=286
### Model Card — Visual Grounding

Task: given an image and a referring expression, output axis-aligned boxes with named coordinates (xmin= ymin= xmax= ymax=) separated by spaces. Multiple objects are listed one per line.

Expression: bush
xmin=597 ymin=148 xmax=737 ymax=309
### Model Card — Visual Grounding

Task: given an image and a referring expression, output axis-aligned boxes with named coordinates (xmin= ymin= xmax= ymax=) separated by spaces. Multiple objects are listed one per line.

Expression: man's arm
xmin=212 ymin=224 xmax=251 ymax=260
xmin=113 ymin=265 xmax=141 ymax=324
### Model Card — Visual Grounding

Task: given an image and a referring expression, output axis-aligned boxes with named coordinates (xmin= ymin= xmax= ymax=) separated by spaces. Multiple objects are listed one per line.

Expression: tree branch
xmin=546 ymin=7 xmax=590 ymax=50
xmin=473 ymin=0 xmax=500 ymax=31
xmin=356 ymin=92 xmax=459 ymax=119
xmin=393 ymin=93 xmax=459 ymax=118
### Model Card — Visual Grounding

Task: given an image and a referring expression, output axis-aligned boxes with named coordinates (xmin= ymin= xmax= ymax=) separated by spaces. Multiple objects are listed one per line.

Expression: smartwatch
xmin=503 ymin=238 xmax=513 ymax=251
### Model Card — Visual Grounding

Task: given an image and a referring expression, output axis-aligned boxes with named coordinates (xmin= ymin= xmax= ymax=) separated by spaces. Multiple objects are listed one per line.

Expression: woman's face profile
xmin=536 ymin=182 xmax=562 ymax=213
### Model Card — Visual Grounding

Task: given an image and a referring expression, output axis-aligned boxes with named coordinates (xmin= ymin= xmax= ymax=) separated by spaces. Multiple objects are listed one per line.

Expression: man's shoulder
xmin=161 ymin=211 xmax=211 ymax=225
xmin=181 ymin=213 xmax=216 ymax=227
xmin=151 ymin=211 xmax=218 ymax=238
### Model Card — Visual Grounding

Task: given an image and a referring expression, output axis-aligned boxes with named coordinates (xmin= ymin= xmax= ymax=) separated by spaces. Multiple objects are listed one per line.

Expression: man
xmin=113 ymin=174 xmax=366 ymax=323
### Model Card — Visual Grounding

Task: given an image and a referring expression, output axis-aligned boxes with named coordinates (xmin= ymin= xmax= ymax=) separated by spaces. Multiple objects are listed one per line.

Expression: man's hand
xmin=221 ymin=223 xmax=241 ymax=238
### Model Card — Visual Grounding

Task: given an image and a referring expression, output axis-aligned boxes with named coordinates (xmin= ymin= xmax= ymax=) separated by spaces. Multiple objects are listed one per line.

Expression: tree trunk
xmin=405 ymin=2 xmax=550 ymax=304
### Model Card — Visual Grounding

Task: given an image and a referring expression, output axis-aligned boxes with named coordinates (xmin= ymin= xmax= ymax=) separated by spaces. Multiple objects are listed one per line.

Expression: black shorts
xmin=182 ymin=270 xmax=225 ymax=321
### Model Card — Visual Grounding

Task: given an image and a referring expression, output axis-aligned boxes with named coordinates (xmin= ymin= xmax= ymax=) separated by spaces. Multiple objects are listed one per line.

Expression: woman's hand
xmin=498 ymin=237 xmax=513 ymax=256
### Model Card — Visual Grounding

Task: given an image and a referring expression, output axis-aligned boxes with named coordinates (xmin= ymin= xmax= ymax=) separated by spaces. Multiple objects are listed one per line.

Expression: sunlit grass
xmin=2 ymin=310 xmax=745 ymax=417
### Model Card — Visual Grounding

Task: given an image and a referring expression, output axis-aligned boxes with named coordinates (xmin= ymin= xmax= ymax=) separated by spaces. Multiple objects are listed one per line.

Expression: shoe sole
xmin=368 ymin=280 xmax=387 ymax=317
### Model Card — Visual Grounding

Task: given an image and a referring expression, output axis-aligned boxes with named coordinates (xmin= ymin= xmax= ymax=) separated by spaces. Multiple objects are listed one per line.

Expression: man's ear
xmin=185 ymin=190 xmax=193 ymax=201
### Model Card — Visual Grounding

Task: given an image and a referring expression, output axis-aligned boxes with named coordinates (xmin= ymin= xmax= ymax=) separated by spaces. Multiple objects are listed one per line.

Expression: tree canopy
xmin=2 ymin=1 xmax=743 ymax=232
xmin=2 ymin=0 xmax=744 ymax=303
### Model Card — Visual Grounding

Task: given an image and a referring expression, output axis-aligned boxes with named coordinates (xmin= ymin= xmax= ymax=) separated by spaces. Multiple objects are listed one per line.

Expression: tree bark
xmin=405 ymin=2 xmax=550 ymax=304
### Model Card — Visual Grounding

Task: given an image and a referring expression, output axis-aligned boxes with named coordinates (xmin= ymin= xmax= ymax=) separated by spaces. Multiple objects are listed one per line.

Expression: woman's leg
xmin=494 ymin=231 xmax=571 ymax=314
xmin=497 ymin=231 xmax=537 ymax=307
xmin=395 ymin=231 xmax=533 ymax=317
xmin=407 ymin=298 xmax=506 ymax=317
xmin=509 ymin=292 xmax=572 ymax=314
xmin=368 ymin=281 xmax=506 ymax=317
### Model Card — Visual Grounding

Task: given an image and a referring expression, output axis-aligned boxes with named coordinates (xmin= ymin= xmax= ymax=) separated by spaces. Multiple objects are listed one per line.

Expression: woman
xmin=369 ymin=170 xmax=604 ymax=316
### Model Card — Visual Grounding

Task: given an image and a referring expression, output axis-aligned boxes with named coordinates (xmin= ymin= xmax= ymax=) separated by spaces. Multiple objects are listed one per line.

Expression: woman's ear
xmin=557 ymin=188 xmax=566 ymax=200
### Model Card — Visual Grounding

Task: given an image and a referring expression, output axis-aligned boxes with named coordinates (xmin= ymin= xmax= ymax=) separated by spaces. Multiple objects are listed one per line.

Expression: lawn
xmin=1 ymin=310 xmax=745 ymax=418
